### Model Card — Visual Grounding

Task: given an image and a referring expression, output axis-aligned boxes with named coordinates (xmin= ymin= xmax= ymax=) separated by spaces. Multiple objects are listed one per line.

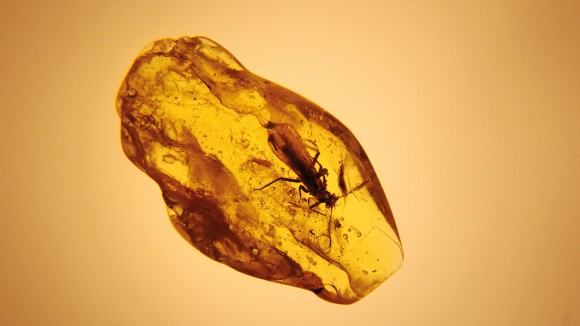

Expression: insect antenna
xmin=336 ymin=179 xmax=370 ymax=204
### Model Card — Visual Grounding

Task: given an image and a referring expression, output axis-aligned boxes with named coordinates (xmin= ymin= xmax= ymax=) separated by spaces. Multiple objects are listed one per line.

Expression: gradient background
xmin=1 ymin=0 xmax=579 ymax=325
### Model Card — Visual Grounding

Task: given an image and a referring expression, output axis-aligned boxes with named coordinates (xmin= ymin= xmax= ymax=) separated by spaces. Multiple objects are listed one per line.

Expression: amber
xmin=116 ymin=37 xmax=403 ymax=304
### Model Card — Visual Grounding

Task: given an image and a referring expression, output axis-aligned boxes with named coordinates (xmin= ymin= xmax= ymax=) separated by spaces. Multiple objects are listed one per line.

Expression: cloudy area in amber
xmin=1 ymin=0 xmax=578 ymax=325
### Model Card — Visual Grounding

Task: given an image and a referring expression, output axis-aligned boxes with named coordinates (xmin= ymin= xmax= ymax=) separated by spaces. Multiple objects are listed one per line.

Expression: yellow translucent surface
xmin=116 ymin=36 xmax=403 ymax=304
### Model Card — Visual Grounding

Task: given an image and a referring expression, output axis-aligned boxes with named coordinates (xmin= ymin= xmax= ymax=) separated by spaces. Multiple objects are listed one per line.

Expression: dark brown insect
xmin=255 ymin=121 xmax=355 ymax=212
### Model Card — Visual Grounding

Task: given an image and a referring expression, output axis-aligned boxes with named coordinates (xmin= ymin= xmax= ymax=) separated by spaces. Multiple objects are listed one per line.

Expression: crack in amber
xmin=116 ymin=36 xmax=403 ymax=304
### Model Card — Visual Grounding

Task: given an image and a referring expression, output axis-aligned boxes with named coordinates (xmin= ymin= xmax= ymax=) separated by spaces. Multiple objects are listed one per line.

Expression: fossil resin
xmin=116 ymin=36 xmax=403 ymax=304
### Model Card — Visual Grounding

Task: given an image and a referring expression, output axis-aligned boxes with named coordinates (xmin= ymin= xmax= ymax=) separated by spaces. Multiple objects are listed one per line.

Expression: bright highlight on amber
xmin=116 ymin=36 xmax=403 ymax=304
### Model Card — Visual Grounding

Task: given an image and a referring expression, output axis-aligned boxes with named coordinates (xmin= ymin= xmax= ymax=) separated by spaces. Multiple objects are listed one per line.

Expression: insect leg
xmin=312 ymin=151 xmax=320 ymax=166
xmin=254 ymin=177 xmax=300 ymax=191
xmin=307 ymin=200 xmax=325 ymax=215
xmin=310 ymin=152 xmax=330 ymax=179
xmin=309 ymin=200 xmax=323 ymax=209
xmin=311 ymin=151 xmax=327 ymax=176
xmin=298 ymin=185 xmax=309 ymax=199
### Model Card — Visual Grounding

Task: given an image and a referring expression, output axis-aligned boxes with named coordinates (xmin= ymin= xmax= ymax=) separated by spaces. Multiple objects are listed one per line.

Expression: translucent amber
xmin=116 ymin=37 xmax=403 ymax=304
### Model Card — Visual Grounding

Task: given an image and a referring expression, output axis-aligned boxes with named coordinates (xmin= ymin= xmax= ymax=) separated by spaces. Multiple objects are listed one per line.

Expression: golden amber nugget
xmin=116 ymin=37 xmax=403 ymax=304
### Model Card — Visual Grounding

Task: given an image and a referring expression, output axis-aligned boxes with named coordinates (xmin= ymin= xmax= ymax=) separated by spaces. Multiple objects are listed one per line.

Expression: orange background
xmin=1 ymin=0 xmax=579 ymax=325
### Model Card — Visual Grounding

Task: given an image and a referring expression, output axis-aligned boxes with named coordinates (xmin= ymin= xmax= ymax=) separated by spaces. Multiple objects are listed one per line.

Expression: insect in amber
xmin=255 ymin=121 xmax=344 ymax=211
xmin=116 ymin=36 xmax=403 ymax=304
